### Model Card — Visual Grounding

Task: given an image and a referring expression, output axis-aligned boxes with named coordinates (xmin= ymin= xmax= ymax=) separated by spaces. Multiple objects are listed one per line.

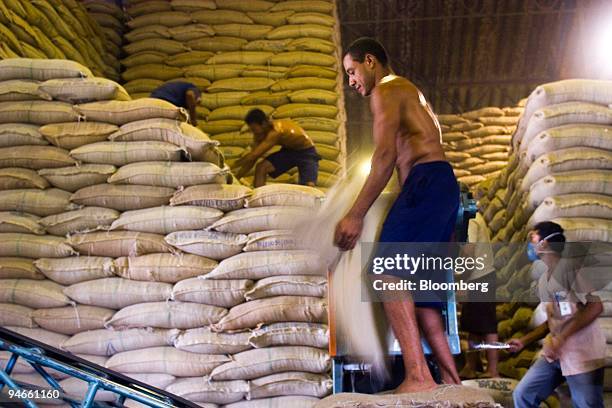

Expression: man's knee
xmin=255 ymin=160 xmax=274 ymax=174
xmin=513 ymin=378 xmax=535 ymax=407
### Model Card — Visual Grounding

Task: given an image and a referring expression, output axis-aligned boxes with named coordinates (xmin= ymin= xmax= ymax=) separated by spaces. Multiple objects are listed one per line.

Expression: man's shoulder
xmin=374 ymin=76 xmax=419 ymax=100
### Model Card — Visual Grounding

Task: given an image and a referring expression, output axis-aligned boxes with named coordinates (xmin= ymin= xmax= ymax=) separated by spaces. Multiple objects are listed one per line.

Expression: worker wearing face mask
xmin=509 ymin=221 xmax=605 ymax=408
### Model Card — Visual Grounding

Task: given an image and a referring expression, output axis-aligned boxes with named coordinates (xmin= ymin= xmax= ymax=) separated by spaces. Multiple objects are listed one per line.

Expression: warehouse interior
xmin=0 ymin=0 xmax=611 ymax=407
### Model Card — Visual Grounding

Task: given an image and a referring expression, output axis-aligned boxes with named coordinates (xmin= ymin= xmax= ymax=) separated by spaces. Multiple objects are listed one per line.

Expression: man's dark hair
xmin=345 ymin=37 xmax=389 ymax=67
xmin=533 ymin=221 xmax=566 ymax=253
xmin=245 ymin=108 xmax=268 ymax=125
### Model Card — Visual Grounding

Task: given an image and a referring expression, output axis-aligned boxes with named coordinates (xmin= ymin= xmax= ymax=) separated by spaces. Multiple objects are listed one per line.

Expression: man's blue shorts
xmin=378 ymin=161 xmax=460 ymax=308
xmin=266 ymin=146 xmax=321 ymax=185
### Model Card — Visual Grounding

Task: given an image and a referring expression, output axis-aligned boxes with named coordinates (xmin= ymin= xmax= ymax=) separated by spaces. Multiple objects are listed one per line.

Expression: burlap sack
xmin=552 ymin=217 xmax=612 ymax=242
xmin=243 ymin=230 xmax=300 ymax=252
xmin=527 ymin=170 xmax=612 ymax=209
xmin=68 ymin=231 xmax=174 ymax=257
xmin=0 ymin=80 xmax=48 ymax=102
xmin=213 ymin=296 xmax=327 ymax=332
xmin=249 ymin=372 xmax=332 ymax=399
xmin=0 ymin=233 xmax=75 ymax=258
xmin=188 ymin=36 xmax=248 ymax=52
xmin=0 ymin=123 xmax=48 ymax=147
xmin=248 ymin=322 xmax=329 ymax=349
xmin=71 ymin=141 xmax=184 ymax=166
xmin=174 ymin=328 xmax=251 ymax=354
xmin=210 ymin=206 xmax=311 ymax=234
xmin=110 ymin=206 xmax=223 ymax=234
xmin=71 ymin=184 xmax=174 ymax=211
xmin=114 ymin=253 xmax=218 ymax=283
xmin=74 ymin=98 xmax=187 ymax=125
xmin=0 ymin=58 xmax=92 ymax=81
xmin=172 ymin=278 xmax=252 ymax=308
xmin=33 ymin=305 xmax=114 ymax=335
xmin=0 ymin=212 xmax=43 ymax=235
xmin=165 ymin=230 xmax=247 ymax=260
xmin=225 ymin=396 xmax=319 ymax=408
xmin=170 ymin=184 xmax=252 ymax=212
xmin=0 ymin=146 xmax=76 ymax=169
xmin=39 ymin=122 xmax=117 ymax=149
xmin=245 ymin=275 xmax=327 ymax=300
xmin=61 ymin=328 xmax=178 ymax=356
xmin=269 ymin=51 xmax=335 ymax=67
xmin=191 ymin=10 xmax=253 ymax=25
xmin=0 ymin=257 xmax=44 ymax=280
xmin=0 ymin=188 xmax=77 ymax=216
xmin=0 ymin=303 xmax=37 ymax=328
xmin=529 ymin=194 xmax=612 ymax=227
xmin=64 ymin=278 xmax=172 ymax=309
xmin=38 ymin=165 xmax=116 ymax=192
xmin=166 ymin=377 xmax=249 ymax=405
xmin=39 ymin=207 xmax=119 ymax=236
xmin=526 ymin=124 xmax=612 ymax=164
xmin=207 ymin=77 xmax=274 ymax=93
xmin=0 ymin=279 xmax=70 ymax=308
xmin=0 ymin=101 xmax=80 ymax=124
xmin=34 ymin=256 xmax=114 ymax=285
xmin=246 ymin=184 xmax=324 ymax=208
xmin=39 ymin=77 xmax=130 ymax=103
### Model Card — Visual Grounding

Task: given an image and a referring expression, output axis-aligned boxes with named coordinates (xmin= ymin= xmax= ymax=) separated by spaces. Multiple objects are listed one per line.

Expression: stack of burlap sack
xmin=80 ymin=0 xmax=125 ymax=63
xmin=438 ymin=103 xmax=523 ymax=189
xmin=472 ymin=79 xmax=612 ymax=401
xmin=120 ymin=0 xmax=345 ymax=189
xmin=0 ymin=58 xmax=330 ymax=407
xmin=0 ymin=0 xmax=120 ymax=81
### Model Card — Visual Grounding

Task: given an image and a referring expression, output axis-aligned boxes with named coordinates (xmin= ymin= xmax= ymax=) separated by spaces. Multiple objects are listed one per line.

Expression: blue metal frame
xmin=0 ymin=328 xmax=199 ymax=408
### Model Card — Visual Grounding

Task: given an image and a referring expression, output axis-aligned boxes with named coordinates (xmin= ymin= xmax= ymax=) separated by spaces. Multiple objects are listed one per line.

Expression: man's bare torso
xmin=272 ymin=119 xmax=314 ymax=150
xmin=372 ymin=76 xmax=446 ymax=186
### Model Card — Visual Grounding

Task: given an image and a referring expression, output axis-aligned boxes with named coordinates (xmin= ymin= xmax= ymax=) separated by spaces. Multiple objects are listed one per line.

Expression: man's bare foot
xmin=393 ymin=379 xmax=438 ymax=394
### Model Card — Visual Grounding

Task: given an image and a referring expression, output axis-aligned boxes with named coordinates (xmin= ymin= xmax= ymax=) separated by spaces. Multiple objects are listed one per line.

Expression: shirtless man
xmin=150 ymin=81 xmax=200 ymax=126
xmin=235 ymin=108 xmax=321 ymax=187
xmin=334 ymin=38 xmax=461 ymax=392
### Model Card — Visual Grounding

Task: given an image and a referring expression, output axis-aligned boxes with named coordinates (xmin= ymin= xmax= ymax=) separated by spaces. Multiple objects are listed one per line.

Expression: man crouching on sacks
xmin=235 ymin=109 xmax=321 ymax=187
xmin=334 ymin=37 xmax=461 ymax=392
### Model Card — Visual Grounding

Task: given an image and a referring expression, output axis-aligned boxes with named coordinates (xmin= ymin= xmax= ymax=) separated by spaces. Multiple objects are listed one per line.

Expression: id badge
xmin=555 ymin=291 xmax=572 ymax=317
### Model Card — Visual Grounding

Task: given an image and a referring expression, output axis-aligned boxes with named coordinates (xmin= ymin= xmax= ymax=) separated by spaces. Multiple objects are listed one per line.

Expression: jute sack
xmin=124 ymin=79 xmax=163 ymax=94
xmin=249 ymin=372 xmax=332 ymax=399
xmin=59 ymin=377 xmax=115 ymax=402
xmin=0 ymin=233 xmax=74 ymax=258
xmin=111 ymin=206 xmax=223 ymax=234
xmin=469 ymin=162 xmax=507 ymax=176
xmin=313 ymin=386 xmax=496 ymax=408
xmin=226 ymin=396 xmax=318 ymax=408
xmin=165 ymin=230 xmax=247 ymax=260
xmin=247 ymin=10 xmax=294 ymax=26
xmin=114 ymin=253 xmax=218 ymax=283
xmin=0 ymin=58 xmax=92 ymax=81
xmin=478 ymin=116 xmax=520 ymax=127
xmin=105 ymin=347 xmax=230 ymax=377
xmin=126 ymin=1 xmax=172 ymax=17
xmin=174 ymin=328 xmax=251 ymax=354
xmin=209 ymin=105 xmax=274 ymax=121
xmin=172 ymin=278 xmax=252 ymax=308
xmin=210 ymin=346 xmax=330 ymax=380
xmin=248 ymin=322 xmax=329 ymax=349
xmin=289 ymin=89 xmax=338 ymax=105
xmin=0 ymin=101 xmax=79 ymax=124
xmin=314 ymin=146 xmax=340 ymax=163
xmin=166 ymin=377 xmax=248 ymax=405
xmin=38 ymin=165 xmax=116 ymax=192
xmin=529 ymin=194 xmax=612 ymax=227
xmin=38 ymin=78 xmax=130 ymax=103
xmin=240 ymin=91 xmax=290 ymax=107
xmin=109 ymin=120 xmax=217 ymax=162
xmin=199 ymin=120 xmax=244 ymax=134
xmin=269 ymin=52 xmax=335 ymax=67
xmin=61 ymin=328 xmax=178 ymax=356
xmin=205 ymin=250 xmax=326 ymax=280
xmin=0 ymin=257 xmax=44 ymax=280
xmin=70 ymin=184 xmax=174 ymax=211
xmin=286 ymin=65 xmax=336 ymax=79
xmin=121 ymin=51 xmax=167 ymax=68
xmin=243 ymin=39 xmax=293 ymax=52
xmin=269 ymin=0 xmax=333 ymax=12
xmin=526 ymin=125 xmax=612 ymax=165
xmin=207 ymin=51 xmax=273 ymax=65
xmin=0 ymin=279 xmax=70 ymax=308
xmin=39 ymin=122 xmax=118 ymax=149
xmin=210 ymin=206 xmax=312 ymax=234
xmin=124 ymin=37 xmax=189 ymax=54
xmin=5 ymin=326 xmax=69 ymax=349
xmin=213 ymin=0 xmax=274 ymax=12
xmin=271 ymin=78 xmax=336 ymax=92
xmin=70 ymin=141 xmax=182 ymax=165
xmin=287 ymin=38 xmax=335 ymax=54
xmin=187 ymin=36 xmax=248 ymax=52
xmin=450 ymin=122 xmax=483 ymax=132
xmin=0 ymin=80 xmax=48 ymax=101
xmin=32 ymin=305 xmax=114 ymax=335
xmin=167 ymin=24 xmax=216 ymax=41
xmin=268 ymin=24 xmax=332 ymax=41
xmin=127 ymin=11 xmax=193 ymax=29
xmin=122 ymin=373 xmax=177 ymax=390
xmin=68 ymin=231 xmax=175 ymax=257
xmin=457 ymin=175 xmax=485 ymax=187
xmin=0 ymin=123 xmax=47 ymax=147
xmin=245 ymin=275 xmax=327 ymax=300
xmin=170 ymin=184 xmax=251 ymax=211
xmin=122 ymin=64 xmax=185 ymax=82
xmin=464 ymin=145 xmax=509 ymax=156
xmin=552 ymin=217 xmax=612 ymax=242
xmin=207 ymin=77 xmax=275 ymax=93
xmin=210 ymin=131 xmax=253 ymax=147
xmin=213 ymin=296 xmax=327 ymax=332
xmin=107 ymin=301 xmax=228 ymax=330
xmin=461 ymin=107 xmax=504 ymax=120
xmin=184 ymin=64 xmax=246 ymax=81
xmin=294 ymin=117 xmax=339 ymax=132
xmin=191 ymin=9 xmax=253 ymax=25
xmin=64 ymin=278 xmax=172 ymax=309
xmin=466 ymin=126 xmax=512 ymax=138
xmin=74 ymin=99 xmax=187 ymax=126
xmin=0 ymin=303 xmax=37 ymax=328
xmin=453 ymin=169 xmax=471 ymax=178
xmin=0 ymin=212 xmax=44 ymax=235
xmin=0 ymin=146 xmax=75 ymax=170
xmin=40 ymin=206 xmax=118 ymax=236
xmin=34 ymin=256 xmax=114 ymax=285
xmin=521 ymin=148 xmax=612 ymax=191
xmin=446 ymin=151 xmax=470 ymax=163
xmin=200 ymin=92 xmax=250 ymax=110
xmin=244 ymin=230 xmax=299 ymax=252
xmin=527 ymin=170 xmax=612 ymax=209
xmin=246 ymin=184 xmax=324 ymax=208
xmin=287 ymin=12 xmax=334 ymax=27
xmin=481 ymin=152 xmax=509 ymax=161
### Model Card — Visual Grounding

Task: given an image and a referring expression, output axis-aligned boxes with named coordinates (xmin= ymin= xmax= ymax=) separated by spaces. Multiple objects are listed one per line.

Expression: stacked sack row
xmin=0 ymin=0 xmax=120 ymax=81
xmin=475 ymin=80 xmax=612 ymax=399
xmin=438 ymin=103 xmax=524 ymax=189
xmin=120 ymin=0 xmax=346 ymax=188
xmin=0 ymin=58 xmax=330 ymax=407
xmin=80 ymin=0 xmax=125 ymax=63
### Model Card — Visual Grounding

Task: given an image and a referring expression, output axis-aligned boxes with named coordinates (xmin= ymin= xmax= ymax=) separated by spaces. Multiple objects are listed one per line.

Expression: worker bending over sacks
xmin=334 ymin=37 xmax=461 ymax=392
xmin=150 ymin=81 xmax=201 ymax=126
xmin=235 ymin=108 xmax=321 ymax=187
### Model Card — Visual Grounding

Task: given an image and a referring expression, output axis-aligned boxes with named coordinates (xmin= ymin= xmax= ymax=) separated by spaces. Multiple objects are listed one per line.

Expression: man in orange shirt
xmin=235 ymin=109 xmax=321 ymax=187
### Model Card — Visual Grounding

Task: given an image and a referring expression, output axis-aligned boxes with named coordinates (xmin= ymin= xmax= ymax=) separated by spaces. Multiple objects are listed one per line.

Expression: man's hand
xmin=334 ymin=214 xmax=364 ymax=251
xmin=542 ymin=335 xmax=564 ymax=360
xmin=507 ymin=338 xmax=524 ymax=353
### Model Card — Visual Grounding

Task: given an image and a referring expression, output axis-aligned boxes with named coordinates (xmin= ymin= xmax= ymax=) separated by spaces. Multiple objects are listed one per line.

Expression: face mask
xmin=526 ymin=232 xmax=562 ymax=262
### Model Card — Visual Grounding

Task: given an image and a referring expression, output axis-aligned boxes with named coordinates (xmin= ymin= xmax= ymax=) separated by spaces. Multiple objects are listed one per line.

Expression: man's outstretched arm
xmin=334 ymin=87 xmax=399 ymax=251
xmin=235 ymin=132 xmax=279 ymax=179
xmin=185 ymin=90 xmax=198 ymax=126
